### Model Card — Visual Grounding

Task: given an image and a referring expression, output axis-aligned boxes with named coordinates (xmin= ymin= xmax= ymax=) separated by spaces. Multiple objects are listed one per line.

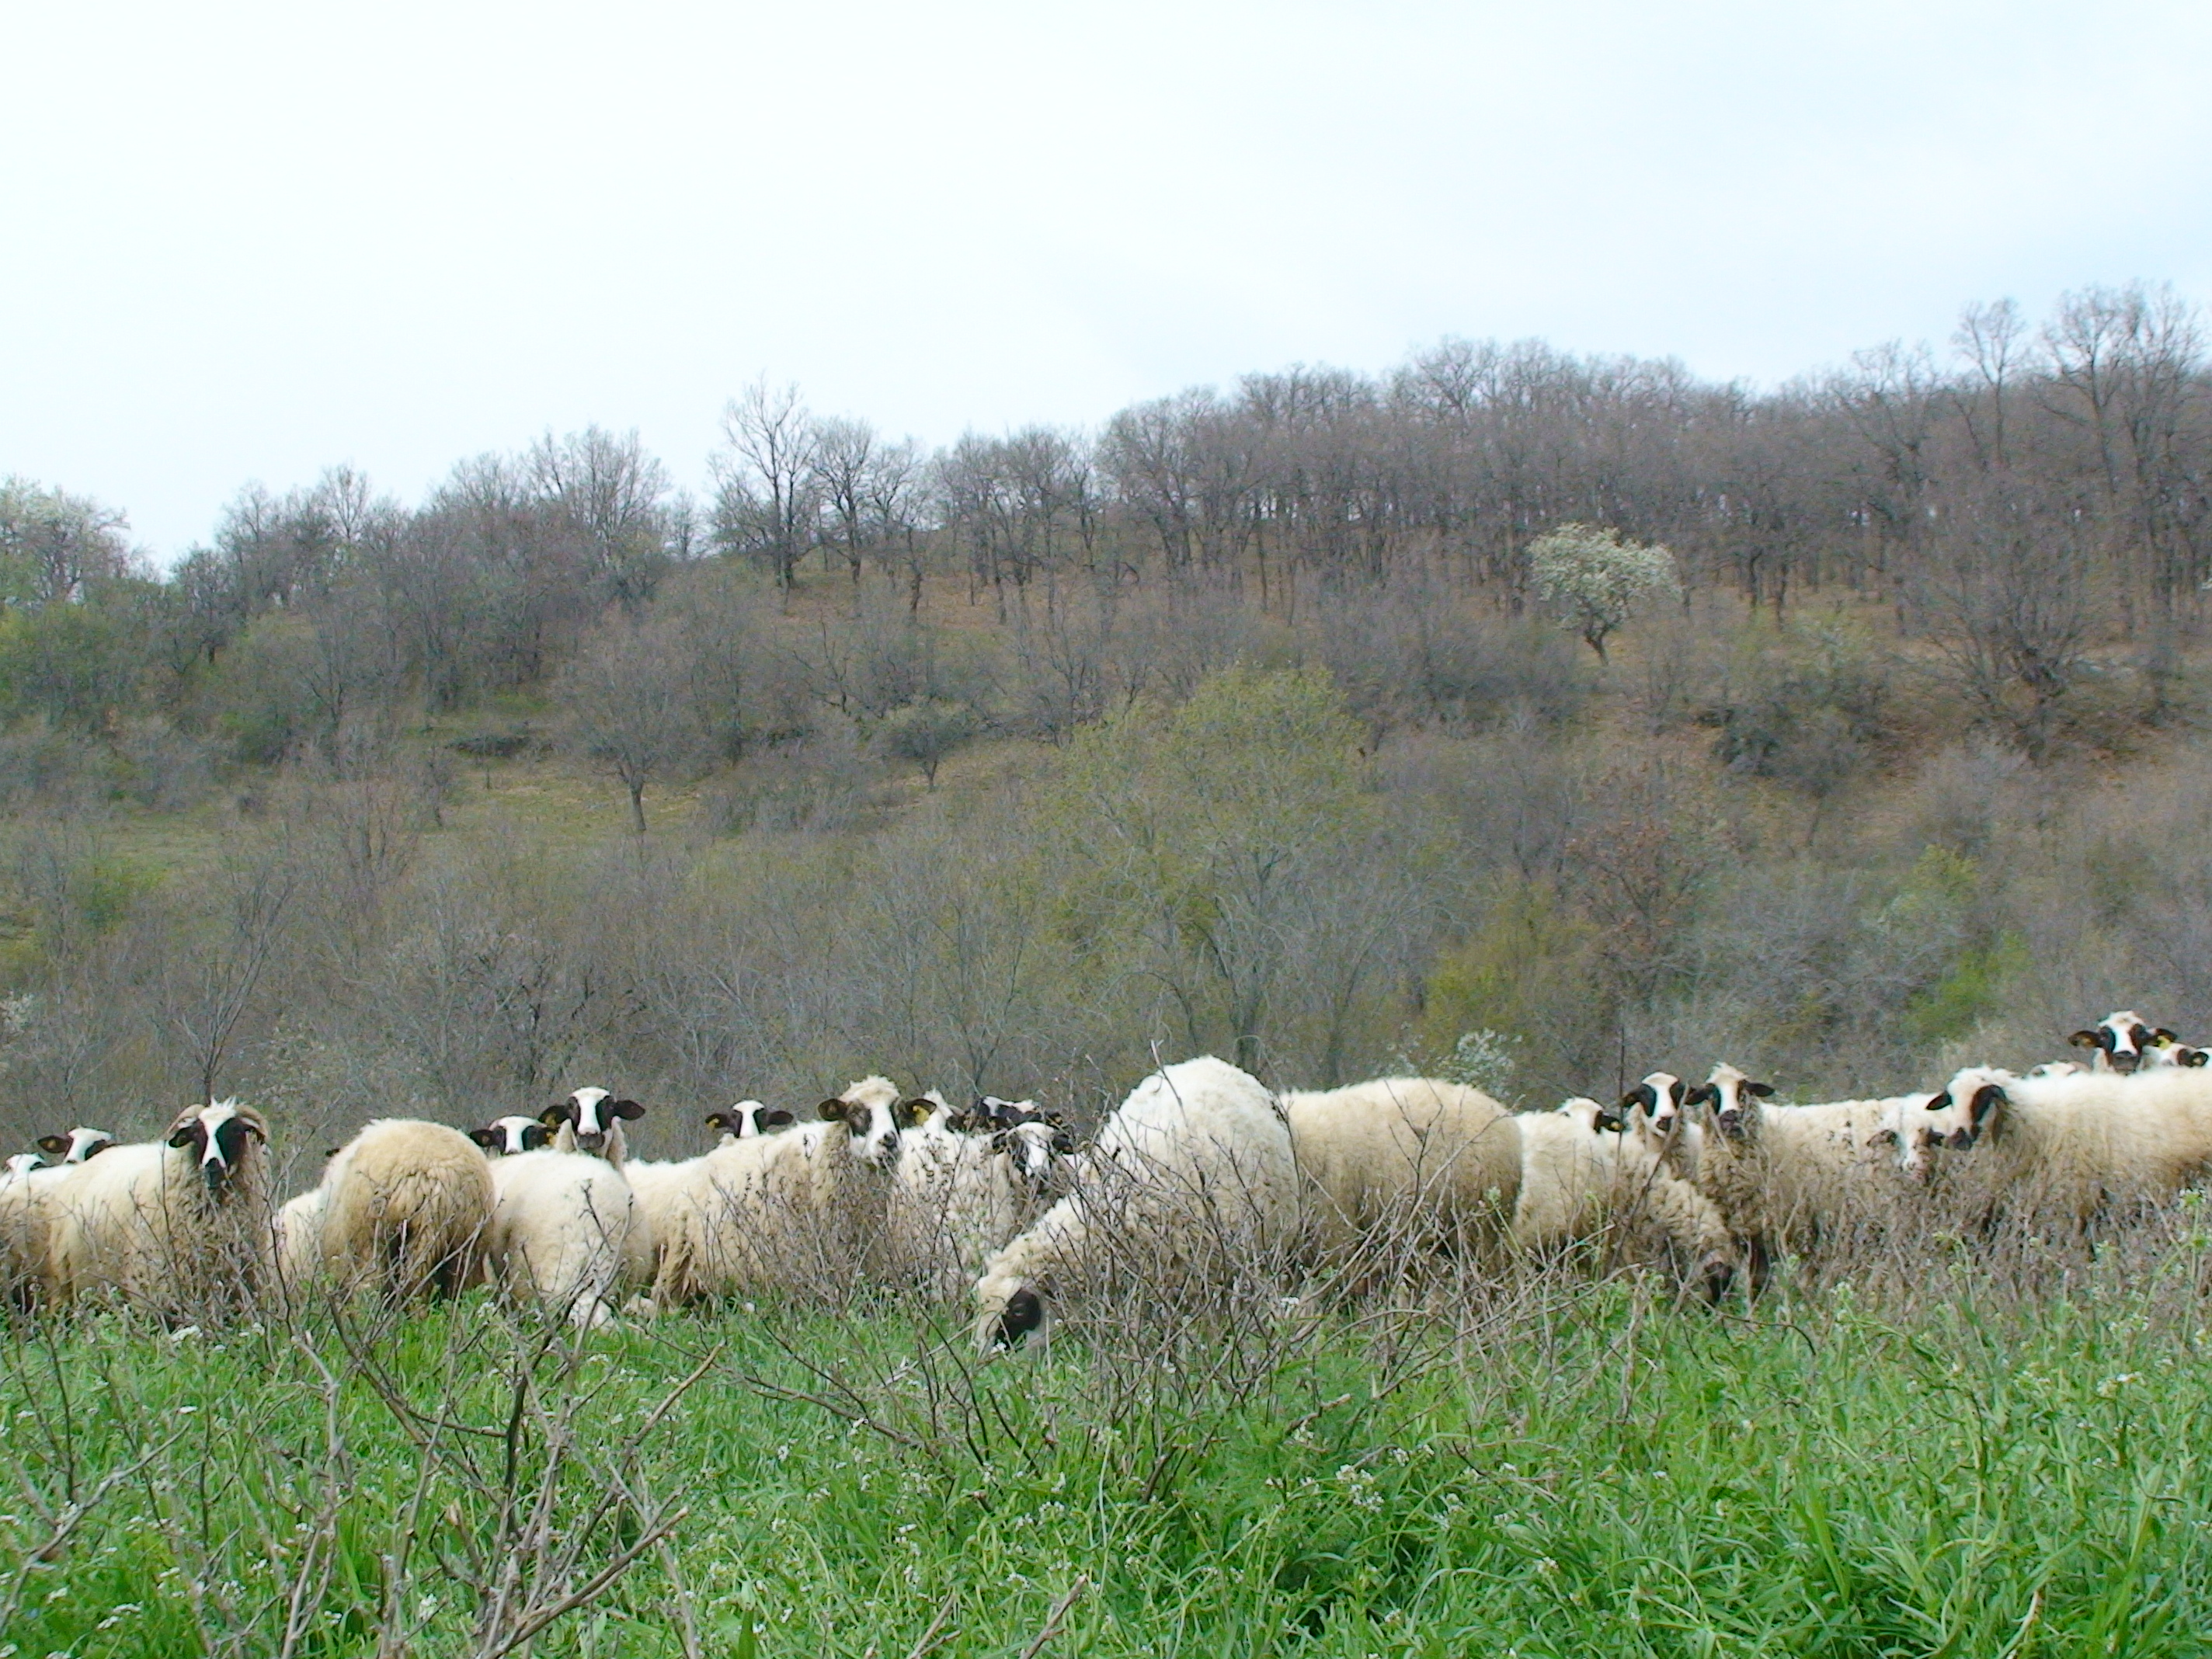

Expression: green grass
xmin=5 ymin=1277 xmax=2211 ymax=1657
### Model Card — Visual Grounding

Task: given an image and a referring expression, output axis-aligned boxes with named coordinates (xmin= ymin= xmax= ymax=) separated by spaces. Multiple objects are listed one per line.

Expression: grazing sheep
xmin=1905 ymin=1065 xmax=2212 ymax=1227
xmin=1278 ymin=1076 xmax=1522 ymax=1265
xmin=638 ymin=1076 xmax=910 ymax=1308
xmin=1509 ymin=1099 xmax=1735 ymax=1298
xmin=478 ymin=1139 xmax=651 ymax=1327
xmin=544 ymin=1087 xmax=645 ymax=1167
xmin=2067 ymin=1010 xmax=2175 ymax=1076
xmin=44 ymin=1101 xmax=274 ymax=1314
xmin=976 ymin=1056 xmax=1299 ymax=1351
xmin=315 ymin=1119 xmax=496 ymax=1299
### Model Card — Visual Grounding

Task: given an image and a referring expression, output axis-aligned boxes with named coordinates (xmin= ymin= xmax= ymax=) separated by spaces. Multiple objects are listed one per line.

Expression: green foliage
xmin=0 ymin=601 xmax=140 ymax=732
xmin=1043 ymin=666 xmax=1391 ymax=1073
xmin=1710 ymin=618 xmax=1899 ymax=806
xmin=8 ymin=1285 xmax=2212 ymax=1654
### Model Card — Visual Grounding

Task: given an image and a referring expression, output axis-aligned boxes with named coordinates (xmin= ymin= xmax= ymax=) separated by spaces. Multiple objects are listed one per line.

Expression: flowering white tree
xmin=1529 ymin=523 xmax=1681 ymax=661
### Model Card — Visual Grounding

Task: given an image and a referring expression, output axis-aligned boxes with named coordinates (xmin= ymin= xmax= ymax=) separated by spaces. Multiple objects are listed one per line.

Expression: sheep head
xmin=1685 ymin=1063 xmax=1772 ymax=1141
xmin=544 ymin=1087 xmax=644 ymax=1156
xmin=470 ymin=1115 xmax=550 ymax=1155
xmin=37 ymin=1126 xmax=117 ymax=1164
xmin=704 ymin=1101 xmax=794 ymax=1142
xmin=2068 ymin=1010 xmax=2172 ymax=1075
xmin=819 ymin=1076 xmax=903 ymax=1167
xmin=166 ymin=1101 xmax=267 ymax=1198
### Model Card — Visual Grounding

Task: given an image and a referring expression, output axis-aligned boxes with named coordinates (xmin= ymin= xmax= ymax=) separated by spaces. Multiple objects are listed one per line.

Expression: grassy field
xmin=6 ymin=1261 xmax=2210 ymax=1658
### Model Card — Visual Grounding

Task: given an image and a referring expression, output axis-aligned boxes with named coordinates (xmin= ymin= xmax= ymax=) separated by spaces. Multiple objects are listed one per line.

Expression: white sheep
xmin=1509 ymin=1098 xmax=1736 ymax=1297
xmin=314 ymin=1119 xmax=496 ymax=1299
xmin=43 ymin=1101 xmax=274 ymax=1314
xmin=889 ymin=1103 xmax=1073 ymax=1299
xmin=1278 ymin=1076 xmax=1522 ymax=1264
xmin=274 ymin=1184 xmax=329 ymax=1291
xmin=478 ymin=1141 xmax=652 ymax=1327
xmin=975 ymin=1056 xmax=1299 ymax=1350
xmin=638 ymin=1076 xmax=909 ymax=1309
xmin=1904 ymin=1064 xmax=2212 ymax=1226
xmin=0 ymin=1127 xmax=122 ymax=1309
xmin=1689 ymin=1069 xmax=1928 ymax=1287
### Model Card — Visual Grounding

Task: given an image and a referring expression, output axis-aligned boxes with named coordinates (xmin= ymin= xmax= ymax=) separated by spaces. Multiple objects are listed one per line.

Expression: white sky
xmin=5 ymin=0 xmax=2210 ymax=559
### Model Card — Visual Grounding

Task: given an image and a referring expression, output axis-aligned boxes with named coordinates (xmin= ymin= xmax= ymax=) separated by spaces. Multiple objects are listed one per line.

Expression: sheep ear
xmin=36 ymin=1135 xmax=68 ymax=1157
xmin=1051 ymin=1129 xmax=1077 ymax=1155
xmin=2155 ymin=1028 xmax=2179 ymax=1044
xmin=165 ymin=1111 xmax=201 ymax=1148
xmin=1747 ymin=1081 xmax=1775 ymax=1098
xmin=539 ymin=1104 xmax=570 ymax=1127
xmin=2186 ymin=1050 xmax=2210 ymax=1069
xmin=2068 ymin=1030 xmax=2101 ymax=1049
xmin=1683 ymin=1084 xmax=1715 ymax=1106
xmin=610 ymin=1098 xmax=645 ymax=1121
xmin=763 ymin=1108 xmax=795 ymax=1129
xmin=817 ymin=1098 xmax=851 ymax=1122
xmin=703 ymin=1111 xmax=732 ymax=1130
xmin=468 ymin=1127 xmax=500 ymax=1149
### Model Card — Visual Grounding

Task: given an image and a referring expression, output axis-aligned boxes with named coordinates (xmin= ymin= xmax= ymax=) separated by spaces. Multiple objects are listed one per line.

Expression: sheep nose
xmin=2110 ymin=1052 xmax=2140 ymax=1074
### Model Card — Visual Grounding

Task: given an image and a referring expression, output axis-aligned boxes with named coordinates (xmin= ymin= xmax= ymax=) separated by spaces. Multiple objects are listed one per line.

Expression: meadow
xmin=8 ymin=1236 xmax=2212 ymax=1658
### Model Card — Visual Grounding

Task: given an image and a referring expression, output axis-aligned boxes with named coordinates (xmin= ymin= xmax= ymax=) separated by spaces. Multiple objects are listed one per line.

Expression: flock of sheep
xmin=2 ymin=1008 xmax=2207 ymax=1348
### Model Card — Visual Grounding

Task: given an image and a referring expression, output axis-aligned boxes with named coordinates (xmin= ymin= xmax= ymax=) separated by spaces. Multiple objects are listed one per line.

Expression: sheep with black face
xmin=43 ymin=1101 xmax=274 ymax=1314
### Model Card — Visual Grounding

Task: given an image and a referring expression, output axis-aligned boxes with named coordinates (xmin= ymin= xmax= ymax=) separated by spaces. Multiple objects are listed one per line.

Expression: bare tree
xmin=556 ymin=615 xmax=699 ymax=833
xmin=711 ymin=379 xmax=821 ymax=594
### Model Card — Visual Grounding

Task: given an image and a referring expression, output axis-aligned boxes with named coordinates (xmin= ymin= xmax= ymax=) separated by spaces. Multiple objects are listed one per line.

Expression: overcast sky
xmin=5 ymin=0 xmax=2210 ymax=559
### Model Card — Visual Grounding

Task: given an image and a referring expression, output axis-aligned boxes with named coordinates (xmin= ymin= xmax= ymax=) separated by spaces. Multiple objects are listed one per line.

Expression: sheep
xmin=889 ymin=1100 xmax=1074 ymax=1299
xmin=274 ymin=1184 xmax=328 ymax=1291
xmin=1508 ymin=1098 xmax=1735 ymax=1298
xmin=34 ymin=1126 xmax=118 ymax=1167
xmin=2067 ymin=1010 xmax=2177 ymax=1075
xmin=2142 ymin=1038 xmax=2209 ymax=1069
xmin=1 ymin=1129 xmax=123 ymax=1309
xmin=544 ymin=1087 xmax=644 ymax=1167
xmin=1903 ymin=1064 xmax=2212 ymax=1228
xmin=638 ymin=1076 xmax=910 ymax=1309
xmin=1688 ymin=1069 xmax=1928 ymax=1289
xmin=1617 ymin=1072 xmax=1709 ymax=1180
xmin=1278 ymin=1076 xmax=1522 ymax=1267
xmin=469 ymin=1115 xmax=552 ymax=1156
xmin=0 ymin=1157 xmax=51 ymax=1309
xmin=475 ymin=1128 xmax=651 ymax=1327
xmin=43 ymin=1101 xmax=274 ymax=1315
xmin=705 ymin=1101 xmax=797 ymax=1143
xmin=976 ymin=1056 xmax=1299 ymax=1351
xmin=313 ymin=1119 xmax=496 ymax=1299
